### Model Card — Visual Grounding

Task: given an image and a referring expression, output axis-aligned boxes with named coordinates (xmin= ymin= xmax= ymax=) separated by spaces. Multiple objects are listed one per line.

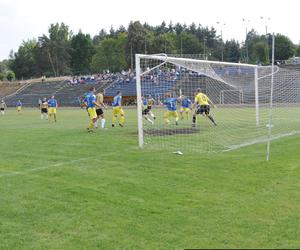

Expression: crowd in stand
xmin=141 ymin=68 xmax=179 ymax=84
xmin=68 ymin=68 xmax=181 ymax=86
xmin=69 ymin=70 xmax=136 ymax=85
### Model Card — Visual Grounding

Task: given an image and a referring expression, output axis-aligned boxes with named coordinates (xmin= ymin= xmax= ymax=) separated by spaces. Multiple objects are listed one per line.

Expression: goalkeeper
xmin=192 ymin=88 xmax=217 ymax=127
xmin=142 ymin=95 xmax=156 ymax=124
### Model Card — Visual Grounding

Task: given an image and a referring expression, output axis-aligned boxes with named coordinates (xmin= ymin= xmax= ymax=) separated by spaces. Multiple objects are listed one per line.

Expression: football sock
xmin=101 ymin=119 xmax=106 ymax=128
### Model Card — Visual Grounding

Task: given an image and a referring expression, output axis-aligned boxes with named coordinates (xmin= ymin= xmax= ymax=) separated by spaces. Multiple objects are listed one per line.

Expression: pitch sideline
xmin=0 ymin=156 xmax=97 ymax=178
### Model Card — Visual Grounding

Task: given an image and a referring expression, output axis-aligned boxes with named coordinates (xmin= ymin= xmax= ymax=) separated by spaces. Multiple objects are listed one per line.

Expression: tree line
xmin=1 ymin=21 xmax=300 ymax=80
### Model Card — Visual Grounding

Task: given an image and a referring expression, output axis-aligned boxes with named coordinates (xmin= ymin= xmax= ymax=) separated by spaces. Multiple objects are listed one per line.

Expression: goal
xmin=135 ymin=52 xmax=300 ymax=158
xmin=219 ymin=90 xmax=244 ymax=104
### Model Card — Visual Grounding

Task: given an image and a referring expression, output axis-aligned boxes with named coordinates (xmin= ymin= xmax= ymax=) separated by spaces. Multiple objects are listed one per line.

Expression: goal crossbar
xmin=136 ymin=54 xmax=257 ymax=68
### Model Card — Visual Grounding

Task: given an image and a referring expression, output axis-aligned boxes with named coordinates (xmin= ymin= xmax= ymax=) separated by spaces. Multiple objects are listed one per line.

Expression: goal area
xmin=135 ymin=53 xmax=300 ymax=158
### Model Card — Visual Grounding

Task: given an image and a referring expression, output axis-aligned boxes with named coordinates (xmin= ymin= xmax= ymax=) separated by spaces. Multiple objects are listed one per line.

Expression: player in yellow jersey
xmin=192 ymin=88 xmax=217 ymax=127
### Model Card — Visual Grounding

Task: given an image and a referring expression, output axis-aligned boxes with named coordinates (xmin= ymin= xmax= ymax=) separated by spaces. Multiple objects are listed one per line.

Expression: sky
xmin=0 ymin=0 xmax=299 ymax=60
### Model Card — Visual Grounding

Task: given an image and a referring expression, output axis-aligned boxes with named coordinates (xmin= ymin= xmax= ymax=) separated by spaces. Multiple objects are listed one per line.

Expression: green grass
xmin=143 ymin=106 xmax=300 ymax=152
xmin=1 ymin=107 xmax=300 ymax=249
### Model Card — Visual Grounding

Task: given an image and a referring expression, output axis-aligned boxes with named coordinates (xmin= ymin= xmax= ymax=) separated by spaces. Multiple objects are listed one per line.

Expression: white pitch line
xmin=224 ymin=131 xmax=300 ymax=152
xmin=0 ymin=156 xmax=96 ymax=178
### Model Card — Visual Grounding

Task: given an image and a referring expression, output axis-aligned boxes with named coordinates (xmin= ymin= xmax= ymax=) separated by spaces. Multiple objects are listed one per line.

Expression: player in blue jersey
xmin=16 ymin=100 xmax=22 ymax=113
xmin=180 ymin=95 xmax=192 ymax=120
xmin=112 ymin=91 xmax=125 ymax=127
xmin=163 ymin=93 xmax=180 ymax=125
xmin=48 ymin=95 xmax=58 ymax=122
xmin=84 ymin=87 xmax=102 ymax=132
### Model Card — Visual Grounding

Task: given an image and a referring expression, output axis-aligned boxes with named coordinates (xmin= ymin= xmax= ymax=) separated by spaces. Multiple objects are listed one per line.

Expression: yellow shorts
xmin=165 ymin=110 xmax=179 ymax=119
xmin=113 ymin=107 xmax=124 ymax=116
xmin=17 ymin=106 xmax=22 ymax=111
xmin=48 ymin=108 xmax=57 ymax=114
xmin=181 ymin=107 xmax=190 ymax=113
xmin=88 ymin=107 xmax=97 ymax=119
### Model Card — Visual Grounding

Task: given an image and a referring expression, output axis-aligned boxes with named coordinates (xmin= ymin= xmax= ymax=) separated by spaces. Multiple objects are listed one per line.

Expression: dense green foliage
xmin=5 ymin=70 xmax=15 ymax=81
xmin=0 ymin=59 xmax=13 ymax=81
xmin=2 ymin=21 xmax=300 ymax=79
xmin=70 ymin=31 xmax=95 ymax=75
xmin=0 ymin=108 xmax=300 ymax=249
xmin=91 ymin=33 xmax=127 ymax=72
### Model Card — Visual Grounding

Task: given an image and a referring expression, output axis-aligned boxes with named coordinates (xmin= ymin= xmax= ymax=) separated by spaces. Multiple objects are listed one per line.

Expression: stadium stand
xmin=3 ymin=65 xmax=298 ymax=107
xmin=0 ymin=81 xmax=30 ymax=99
xmin=2 ymin=73 xmax=119 ymax=107
xmin=3 ymin=80 xmax=108 ymax=107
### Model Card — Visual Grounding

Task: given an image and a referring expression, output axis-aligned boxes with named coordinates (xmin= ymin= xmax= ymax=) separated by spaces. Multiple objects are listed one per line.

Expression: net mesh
xmin=137 ymin=54 xmax=300 ymax=153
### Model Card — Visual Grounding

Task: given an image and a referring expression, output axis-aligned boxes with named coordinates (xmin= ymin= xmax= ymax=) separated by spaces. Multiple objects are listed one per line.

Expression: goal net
xmin=219 ymin=90 xmax=243 ymax=104
xmin=135 ymin=54 xmax=300 ymax=155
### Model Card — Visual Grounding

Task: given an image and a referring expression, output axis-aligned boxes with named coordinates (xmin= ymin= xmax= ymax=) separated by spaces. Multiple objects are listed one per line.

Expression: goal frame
xmin=135 ymin=53 xmax=261 ymax=149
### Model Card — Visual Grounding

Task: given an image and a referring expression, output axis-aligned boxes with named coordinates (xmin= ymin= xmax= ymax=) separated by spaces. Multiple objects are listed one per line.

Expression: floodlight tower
xmin=217 ymin=21 xmax=226 ymax=61
xmin=242 ymin=18 xmax=251 ymax=63
xmin=260 ymin=16 xmax=271 ymax=35
xmin=203 ymin=36 xmax=207 ymax=60
xmin=260 ymin=17 xmax=271 ymax=63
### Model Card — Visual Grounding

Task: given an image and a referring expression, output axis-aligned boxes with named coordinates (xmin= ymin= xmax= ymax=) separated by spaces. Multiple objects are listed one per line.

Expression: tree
xmin=115 ymin=25 xmax=127 ymax=36
xmin=93 ymin=29 xmax=108 ymax=45
xmin=252 ymin=41 xmax=269 ymax=65
xmin=0 ymin=72 xmax=5 ymax=81
xmin=152 ymin=33 xmax=177 ymax=54
xmin=109 ymin=26 xmax=116 ymax=38
xmin=10 ymin=39 xmax=37 ymax=79
xmin=38 ymin=23 xmax=72 ymax=76
xmin=7 ymin=20 xmax=300 ymax=77
xmin=224 ymin=40 xmax=241 ymax=62
xmin=296 ymin=43 xmax=300 ymax=57
xmin=126 ymin=21 xmax=150 ymax=67
xmin=271 ymin=34 xmax=295 ymax=60
xmin=173 ymin=23 xmax=187 ymax=35
xmin=177 ymin=32 xmax=203 ymax=55
xmin=0 ymin=59 xmax=9 ymax=73
xmin=6 ymin=70 xmax=15 ymax=81
xmin=0 ymin=59 xmax=10 ymax=81
xmin=246 ymin=30 xmax=269 ymax=64
xmin=91 ymin=33 xmax=128 ymax=72
xmin=167 ymin=21 xmax=174 ymax=33
xmin=70 ymin=31 xmax=95 ymax=75
xmin=154 ymin=21 xmax=168 ymax=35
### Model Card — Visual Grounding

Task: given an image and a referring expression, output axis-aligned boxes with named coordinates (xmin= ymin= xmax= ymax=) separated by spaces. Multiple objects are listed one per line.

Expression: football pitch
xmin=1 ymin=107 xmax=300 ymax=249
